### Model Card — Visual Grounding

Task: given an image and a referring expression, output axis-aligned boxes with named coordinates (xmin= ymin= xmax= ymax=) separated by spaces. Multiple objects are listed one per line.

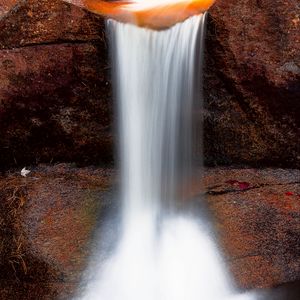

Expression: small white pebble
xmin=21 ymin=167 xmax=31 ymax=177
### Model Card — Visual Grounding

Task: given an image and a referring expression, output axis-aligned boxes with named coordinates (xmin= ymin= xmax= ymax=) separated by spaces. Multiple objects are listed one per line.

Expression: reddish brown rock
xmin=0 ymin=0 xmax=105 ymax=48
xmin=0 ymin=42 xmax=113 ymax=167
xmin=204 ymin=0 xmax=300 ymax=167
xmin=0 ymin=0 xmax=299 ymax=169
xmin=0 ymin=164 xmax=113 ymax=299
xmin=0 ymin=165 xmax=299 ymax=299
xmin=203 ymin=168 xmax=300 ymax=288
xmin=0 ymin=0 xmax=18 ymax=17
xmin=0 ymin=0 xmax=113 ymax=169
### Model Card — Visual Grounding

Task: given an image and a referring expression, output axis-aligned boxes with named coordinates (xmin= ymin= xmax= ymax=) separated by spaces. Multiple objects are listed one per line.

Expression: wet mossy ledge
xmin=0 ymin=0 xmax=299 ymax=169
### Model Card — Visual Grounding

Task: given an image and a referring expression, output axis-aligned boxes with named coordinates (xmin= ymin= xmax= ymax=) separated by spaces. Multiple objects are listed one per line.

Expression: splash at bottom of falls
xmin=77 ymin=214 xmax=256 ymax=300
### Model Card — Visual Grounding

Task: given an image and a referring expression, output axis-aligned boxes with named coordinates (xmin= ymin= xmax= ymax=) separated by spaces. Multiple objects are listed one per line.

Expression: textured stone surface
xmin=0 ymin=164 xmax=113 ymax=300
xmin=0 ymin=0 xmax=17 ymax=17
xmin=0 ymin=0 xmax=112 ymax=168
xmin=0 ymin=43 xmax=113 ymax=167
xmin=204 ymin=0 xmax=300 ymax=167
xmin=0 ymin=165 xmax=299 ymax=299
xmin=0 ymin=0 xmax=105 ymax=48
xmin=0 ymin=0 xmax=299 ymax=168
xmin=202 ymin=168 xmax=300 ymax=288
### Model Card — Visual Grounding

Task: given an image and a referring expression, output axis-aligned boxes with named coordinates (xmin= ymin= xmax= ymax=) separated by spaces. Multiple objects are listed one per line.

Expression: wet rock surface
xmin=203 ymin=168 xmax=300 ymax=289
xmin=0 ymin=0 xmax=299 ymax=169
xmin=0 ymin=0 xmax=104 ymax=47
xmin=0 ymin=165 xmax=299 ymax=299
xmin=0 ymin=0 xmax=17 ymax=17
xmin=0 ymin=41 xmax=112 ymax=168
xmin=204 ymin=0 xmax=300 ymax=167
xmin=0 ymin=164 xmax=113 ymax=299
xmin=0 ymin=0 xmax=112 ymax=169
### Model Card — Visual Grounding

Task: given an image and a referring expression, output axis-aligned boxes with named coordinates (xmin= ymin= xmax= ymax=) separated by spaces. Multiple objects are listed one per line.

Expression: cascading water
xmin=77 ymin=13 xmax=256 ymax=300
xmin=114 ymin=13 xmax=205 ymax=228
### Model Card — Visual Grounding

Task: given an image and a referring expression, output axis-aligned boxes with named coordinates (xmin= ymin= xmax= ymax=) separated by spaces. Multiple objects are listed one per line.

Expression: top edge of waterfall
xmin=81 ymin=0 xmax=215 ymax=30
xmin=106 ymin=13 xmax=207 ymax=33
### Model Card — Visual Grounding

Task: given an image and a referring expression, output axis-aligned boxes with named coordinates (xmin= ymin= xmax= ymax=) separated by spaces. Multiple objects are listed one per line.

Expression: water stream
xmin=77 ymin=14 xmax=256 ymax=300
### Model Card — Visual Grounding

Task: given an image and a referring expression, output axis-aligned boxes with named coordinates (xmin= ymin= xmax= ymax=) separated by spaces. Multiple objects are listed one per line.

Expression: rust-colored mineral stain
xmin=82 ymin=0 xmax=216 ymax=29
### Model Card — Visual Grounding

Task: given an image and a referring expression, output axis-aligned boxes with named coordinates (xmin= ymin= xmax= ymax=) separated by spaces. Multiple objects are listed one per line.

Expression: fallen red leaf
xmin=238 ymin=182 xmax=250 ymax=190
xmin=285 ymin=191 xmax=294 ymax=196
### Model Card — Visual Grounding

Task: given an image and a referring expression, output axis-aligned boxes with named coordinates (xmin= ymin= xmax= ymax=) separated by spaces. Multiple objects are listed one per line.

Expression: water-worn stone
xmin=0 ymin=0 xmax=17 ymax=17
xmin=0 ymin=0 xmax=299 ymax=168
xmin=204 ymin=0 xmax=300 ymax=167
xmin=202 ymin=168 xmax=300 ymax=289
xmin=0 ymin=0 xmax=112 ymax=168
xmin=0 ymin=0 xmax=105 ymax=48
xmin=0 ymin=165 xmax=299 ymax=299
xmin=0 ymin=164 xmax=113 ymax=299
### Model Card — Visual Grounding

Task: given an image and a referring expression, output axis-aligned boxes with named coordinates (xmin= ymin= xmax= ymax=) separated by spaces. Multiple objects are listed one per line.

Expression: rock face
xmin=0 ymin=0 xmax=17 ymax=16
xmin=0 ymin=0 xmax=299 ymax=168
xmin=0 ymin=165 xmax=299 ymax=299
xmin=203 ymin=168 xmax=300 ymax=289
xmin=0 ymin=0 xmax=113 ymax=168
xmin=0 ymin=164 xmax=113 ymax=300
xmin=204 ymin=0 xmax=300 ymax=167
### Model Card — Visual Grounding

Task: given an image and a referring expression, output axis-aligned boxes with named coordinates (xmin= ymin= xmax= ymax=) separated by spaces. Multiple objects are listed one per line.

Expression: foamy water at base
xmin=78 ymin=216 xmax=255 ymax=300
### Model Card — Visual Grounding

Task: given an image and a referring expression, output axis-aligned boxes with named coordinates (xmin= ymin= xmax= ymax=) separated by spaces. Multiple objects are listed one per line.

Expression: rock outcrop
xmin=0 ymin=164 xmax=113 ymax=299
xmin=0 ymin=0 xmax=112 ymax=168
xmin=204 ymin=0 xmax=300 ymax=167
xmin=0 ymin=165 xmax=299 ymax=298
xmin=0 ymin=0 xmax=17 ymax=16
xmin=0 ymin=0 xmax=299 ymax=168
xmin=203 ymin=168 xmax=300 ymax=289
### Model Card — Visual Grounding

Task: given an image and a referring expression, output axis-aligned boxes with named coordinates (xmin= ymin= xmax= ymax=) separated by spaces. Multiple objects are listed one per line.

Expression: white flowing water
xmin=77 ymin=14 xmax=256 ymax=300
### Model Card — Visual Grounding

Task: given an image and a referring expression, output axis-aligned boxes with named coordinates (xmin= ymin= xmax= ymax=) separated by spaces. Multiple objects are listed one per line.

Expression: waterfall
xmin=112 ymin=14 xmax=205 ymax=227
xmin=77 ymin=14 xmax=256 ymax=300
